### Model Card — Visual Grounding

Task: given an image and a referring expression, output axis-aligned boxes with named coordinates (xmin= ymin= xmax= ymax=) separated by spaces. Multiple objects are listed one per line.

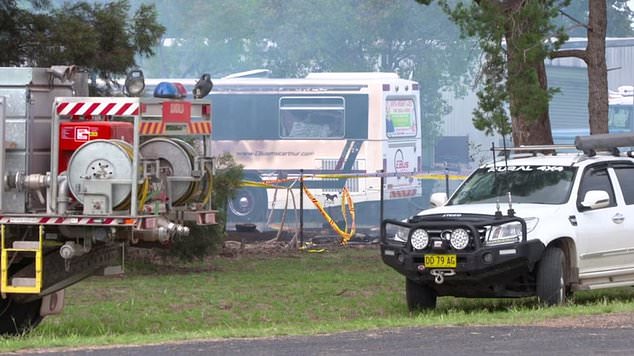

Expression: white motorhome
xmin=210 ymin=73 xmax=422 ymax=227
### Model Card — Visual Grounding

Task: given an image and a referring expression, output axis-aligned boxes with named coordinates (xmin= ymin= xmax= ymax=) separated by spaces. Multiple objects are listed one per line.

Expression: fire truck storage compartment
xmin=59 ymin=121 xmax=134 ymax=172
xmin=0 ymin=67 xmax=87 ymax=213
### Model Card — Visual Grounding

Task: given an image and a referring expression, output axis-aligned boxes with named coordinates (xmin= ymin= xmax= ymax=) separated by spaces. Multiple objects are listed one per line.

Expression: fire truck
xmin=0 ymin=67 xmax=216 ymax=334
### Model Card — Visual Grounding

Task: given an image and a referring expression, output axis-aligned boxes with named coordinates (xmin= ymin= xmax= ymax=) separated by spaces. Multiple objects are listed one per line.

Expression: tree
xmin=0 ymin=0 xmax=165 ymax=79
xmin=552 ymin=1 xmax=633 ymax=135
xmin=552 ymin=1 xmax=608 ymax=134
xmin=419 ymin=0 xmax=568 ymax=146
xmin=557 ymin=0 xmax=633 ymax=37
xmin=0 ymin=0 xmax=50 ymax=66
xmin=422 ymin=0 xmax=631 ymax=144
xmin=141 ymin=0 xmax=474 ymax=163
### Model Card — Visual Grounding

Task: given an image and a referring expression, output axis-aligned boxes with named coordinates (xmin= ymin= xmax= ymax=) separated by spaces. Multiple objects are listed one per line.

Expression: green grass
xmin=3 ymin=247 xmax=634 ymax=351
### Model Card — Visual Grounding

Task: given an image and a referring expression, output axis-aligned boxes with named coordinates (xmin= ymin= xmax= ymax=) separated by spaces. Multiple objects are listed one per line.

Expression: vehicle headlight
xmin=449 ymin=228 xmax=470 ymax=250
xmin=410 ymin=229 xmax=429 ymax=250
xmin=385 ymin=223 xmax=409 ymax=245
xmin=524 ymin=217 xmax=539 ymax=234
xmin=487 ymin=221 xmax=522 ymax=246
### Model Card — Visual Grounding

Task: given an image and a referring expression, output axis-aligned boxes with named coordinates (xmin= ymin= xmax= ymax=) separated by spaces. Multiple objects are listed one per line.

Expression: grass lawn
xmin=2 ymin=246 xmax=634 ymax=351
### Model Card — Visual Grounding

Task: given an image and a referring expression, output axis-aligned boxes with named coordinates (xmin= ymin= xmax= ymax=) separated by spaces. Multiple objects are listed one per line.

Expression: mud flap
xmin=40 ymin=289 xmax=64 ymax=316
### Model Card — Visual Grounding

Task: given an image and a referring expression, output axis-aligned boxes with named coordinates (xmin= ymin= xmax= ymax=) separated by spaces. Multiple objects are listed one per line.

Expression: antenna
xmin=507 ymin=191 xmax=515 ymax=217
xmin=502 ymin=135 xmax=513 ymax=216
xmin=491 ymin=142 xmax=502 ymax=218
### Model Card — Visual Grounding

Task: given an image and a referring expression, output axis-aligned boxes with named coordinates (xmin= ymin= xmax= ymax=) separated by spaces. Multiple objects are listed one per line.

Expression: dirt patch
xmin=533 ymin=312 xmax=634 ymax=329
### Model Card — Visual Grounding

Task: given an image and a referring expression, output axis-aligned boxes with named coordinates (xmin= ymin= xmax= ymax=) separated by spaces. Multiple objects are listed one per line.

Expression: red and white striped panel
xmin=0 ymin=216 xmax=137 ymax=226
xmin=389 ymin=189 xmax=418 ymax=198
xmin=56 ymin=101 xmax=140 ymax=117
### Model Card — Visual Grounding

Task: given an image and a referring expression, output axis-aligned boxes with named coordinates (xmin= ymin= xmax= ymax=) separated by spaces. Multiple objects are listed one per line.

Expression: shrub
xmin=164 ymin=153 xmax=243 ymax=261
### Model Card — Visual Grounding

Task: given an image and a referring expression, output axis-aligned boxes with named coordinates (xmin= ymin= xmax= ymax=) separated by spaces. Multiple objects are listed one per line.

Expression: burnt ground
xmin=225 ymin=225 xmax=380 ymax=246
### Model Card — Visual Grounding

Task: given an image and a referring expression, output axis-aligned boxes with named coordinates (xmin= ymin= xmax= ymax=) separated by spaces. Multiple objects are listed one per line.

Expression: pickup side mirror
xmin=580 ymin=190 xmax=610 ymax=210
xmin=430 ymin=192 xmax=448 ymax=208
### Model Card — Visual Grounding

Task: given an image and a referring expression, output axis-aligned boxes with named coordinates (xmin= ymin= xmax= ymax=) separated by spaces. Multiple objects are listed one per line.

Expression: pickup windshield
xmin=448 ymin=165 xmax=577 ymax=205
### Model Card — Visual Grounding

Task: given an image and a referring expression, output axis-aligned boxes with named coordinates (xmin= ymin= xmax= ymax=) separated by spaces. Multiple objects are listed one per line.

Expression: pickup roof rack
xmin=491 ymin=133 xmax=634 ymax=158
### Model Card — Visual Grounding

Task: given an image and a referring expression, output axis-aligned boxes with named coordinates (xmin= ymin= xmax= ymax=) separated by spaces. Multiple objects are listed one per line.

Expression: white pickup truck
xmin=381 ymin=134 xmax=634 ymax=310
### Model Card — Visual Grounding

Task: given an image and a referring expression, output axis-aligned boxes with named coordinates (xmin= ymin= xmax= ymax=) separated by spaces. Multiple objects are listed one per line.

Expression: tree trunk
xmin=587 ymin=0 xmax=608 ymax=134
xmin=506 ymin=13 xmax=554 ymax=147
xmin=511 ymin=61 xmax=554 ymax=146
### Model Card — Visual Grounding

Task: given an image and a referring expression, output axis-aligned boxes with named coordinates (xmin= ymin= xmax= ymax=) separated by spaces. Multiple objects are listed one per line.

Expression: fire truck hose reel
xmin=66 ymin=139 xmax=137 ymax=210
xmin=139 ymin=138 xmax=198 ymax=205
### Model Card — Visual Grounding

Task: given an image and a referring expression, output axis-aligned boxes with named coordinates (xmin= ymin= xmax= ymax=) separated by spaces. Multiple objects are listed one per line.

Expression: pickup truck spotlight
xmin=410 ymin=228 xmax=429 ymax=250
xmin=450 ymin=228 xmax=469 ymax=250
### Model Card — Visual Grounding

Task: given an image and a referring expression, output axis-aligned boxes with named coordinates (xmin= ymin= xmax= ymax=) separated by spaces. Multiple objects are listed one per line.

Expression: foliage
xmin=165 ymin=153 xmax=243 ymax=261
xmin=0 ymin=0 xmax=165 ymax=78
xmin=136 ymin=0 xmax=474 ymax=164
xmin=421 ymin=0 xmax=569 ymax=139
xmin=556 ymin=0 xmax=634 ymax=37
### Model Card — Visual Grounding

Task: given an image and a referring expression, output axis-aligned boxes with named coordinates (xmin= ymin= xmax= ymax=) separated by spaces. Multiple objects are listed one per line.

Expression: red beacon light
xmin=174 ymin=83 xmax=188 ymax=98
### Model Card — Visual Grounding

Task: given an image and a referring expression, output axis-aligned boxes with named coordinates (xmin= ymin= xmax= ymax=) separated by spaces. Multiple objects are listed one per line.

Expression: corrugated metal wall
xmin=547 ymin=66 xmax=589 ymax=129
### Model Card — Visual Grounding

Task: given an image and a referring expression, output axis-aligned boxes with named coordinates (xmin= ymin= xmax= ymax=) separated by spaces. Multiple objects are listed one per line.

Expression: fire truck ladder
xmin=1 ymin=224 xmax=43 ymax=294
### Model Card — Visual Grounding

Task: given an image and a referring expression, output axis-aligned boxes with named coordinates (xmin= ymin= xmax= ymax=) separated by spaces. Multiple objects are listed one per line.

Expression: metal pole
xmin=380 ymin=170 xmax=384 ymax=224
xmin=444 ymin=164 xmax=449 ymax=196
xmin=299 ymin=169 xmax=304 ymax=246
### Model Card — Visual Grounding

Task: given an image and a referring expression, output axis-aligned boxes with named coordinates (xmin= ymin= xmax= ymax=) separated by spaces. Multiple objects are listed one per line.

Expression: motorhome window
xmin=279 ymin=97 xmax=345 ymax=139
xmin=386 ymin=98 xmax=417 ymax=138
xmin=212 ymin=94 xmax=279 ymax=140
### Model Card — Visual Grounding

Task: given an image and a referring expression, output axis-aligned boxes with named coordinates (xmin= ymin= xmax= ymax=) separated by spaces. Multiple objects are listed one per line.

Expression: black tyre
xmin=405 ymin=278 xmax=437 ymax=311
xmin=0 ymin=297 xmax=43 ymax=335
xmin=228 ymin=186 xmax=267 ymax=223
xmin=536 ymin=247 xmax=567 ymax=306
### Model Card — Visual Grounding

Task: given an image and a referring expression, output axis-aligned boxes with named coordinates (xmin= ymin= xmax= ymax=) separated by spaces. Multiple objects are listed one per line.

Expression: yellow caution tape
xmin=302 ymin=183 xmax=356 ymax=245
xmin=241 ymin=173 xmax=466 ymax=188
xmin=310 ymin=172 xmax=467 ymax=180
xmin=241 ymin=180 xmax=291 ymax=189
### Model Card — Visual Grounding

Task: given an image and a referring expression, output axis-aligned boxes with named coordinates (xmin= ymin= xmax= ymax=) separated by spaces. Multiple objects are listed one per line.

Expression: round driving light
xmin=410 ymin=229 xmax=429 ymax=250
xmin=450 ymin=228 xmax=470 ymax=250
xmin=482 ymin=252 xmax=494 ymax=264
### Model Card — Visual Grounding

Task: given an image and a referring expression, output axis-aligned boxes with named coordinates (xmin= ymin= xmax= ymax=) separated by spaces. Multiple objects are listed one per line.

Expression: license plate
xmin=424 ymin=254 xmax=457 ymax=268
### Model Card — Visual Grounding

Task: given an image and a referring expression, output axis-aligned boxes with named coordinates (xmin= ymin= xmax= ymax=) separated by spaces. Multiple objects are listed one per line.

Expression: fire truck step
xmin=10 ymin=277 xmax=36 ymax=287
xmin=1 ymin=224 xmax=44 ymax=294
xmin=11 ymin=241 xmax=40 ymax=250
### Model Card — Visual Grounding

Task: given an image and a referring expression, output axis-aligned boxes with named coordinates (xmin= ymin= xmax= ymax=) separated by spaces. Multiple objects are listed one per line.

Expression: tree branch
xmin=550 ymin=49 xmax=588 ymax=62
xmin=559 ymin=9 xmax=590 ymax=30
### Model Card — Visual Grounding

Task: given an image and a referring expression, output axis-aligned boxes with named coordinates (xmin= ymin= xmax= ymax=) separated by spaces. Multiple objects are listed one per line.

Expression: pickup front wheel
xmin=536 ymin=247 xmax=567 ymax=306
xmin=405 ymin=278 xmax=437 ymax=311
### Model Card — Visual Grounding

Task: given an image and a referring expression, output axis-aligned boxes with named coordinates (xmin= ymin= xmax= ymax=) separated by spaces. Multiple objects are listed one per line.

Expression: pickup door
xmin=576 ymin=164 xmax=634 ymax=279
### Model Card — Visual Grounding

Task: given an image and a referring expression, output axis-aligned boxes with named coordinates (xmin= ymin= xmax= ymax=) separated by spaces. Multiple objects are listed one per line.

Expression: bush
xmin=164 ymin=153 xmax=243 ymax=261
